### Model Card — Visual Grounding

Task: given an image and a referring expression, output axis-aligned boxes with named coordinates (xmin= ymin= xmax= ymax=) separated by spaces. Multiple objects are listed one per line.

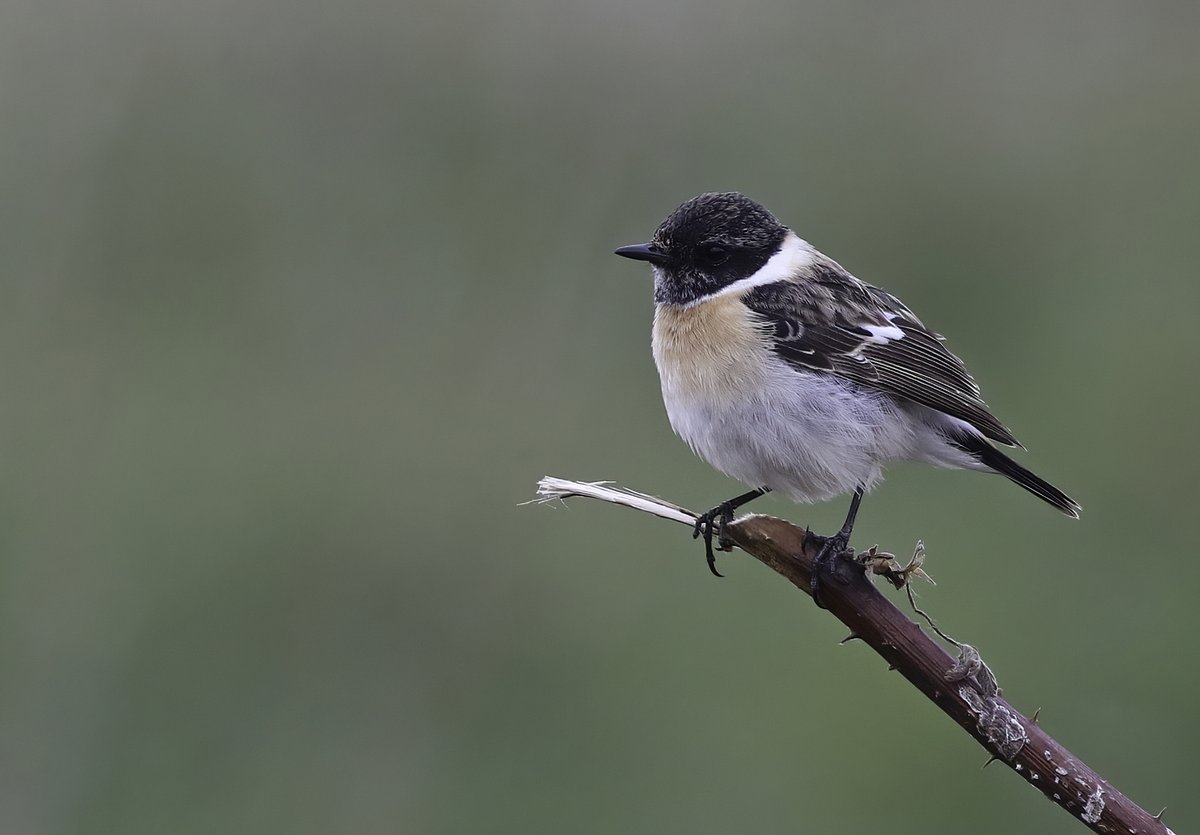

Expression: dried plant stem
xmin=533 ymin=477 xmax=1170 ymax=835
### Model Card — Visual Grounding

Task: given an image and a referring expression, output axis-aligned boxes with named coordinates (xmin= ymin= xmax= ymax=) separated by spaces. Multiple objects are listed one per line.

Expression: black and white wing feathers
xmin=744 ymin=263 xmax=1020 ymax=448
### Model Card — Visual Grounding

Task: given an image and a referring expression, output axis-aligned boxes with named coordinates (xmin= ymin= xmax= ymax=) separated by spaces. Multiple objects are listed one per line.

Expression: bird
xmin=614 ymin=192 xmax=1079 ymax=598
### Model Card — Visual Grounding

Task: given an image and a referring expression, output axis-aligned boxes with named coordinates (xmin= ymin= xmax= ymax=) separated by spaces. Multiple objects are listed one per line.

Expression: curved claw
xmin=694 ymin=508 xmax=728 ymax=578
xmin=691 ymin=489 xmax=769 ymax=579
xmin=706 ymin=551 xmax=725 ymax=578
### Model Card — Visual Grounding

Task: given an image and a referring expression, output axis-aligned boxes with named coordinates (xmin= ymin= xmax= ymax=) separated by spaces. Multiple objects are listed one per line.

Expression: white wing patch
xmin=861 ymin=323 xmax=905 ymax=344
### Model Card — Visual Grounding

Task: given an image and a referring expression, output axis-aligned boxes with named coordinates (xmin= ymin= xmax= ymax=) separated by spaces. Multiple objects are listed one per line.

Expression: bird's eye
xmin=700 ymin=243 xmax=730 ymax=266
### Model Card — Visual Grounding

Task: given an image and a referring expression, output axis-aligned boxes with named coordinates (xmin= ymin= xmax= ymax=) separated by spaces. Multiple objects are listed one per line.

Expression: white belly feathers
xmin=652 ymin=296 xmax=921 ymax=503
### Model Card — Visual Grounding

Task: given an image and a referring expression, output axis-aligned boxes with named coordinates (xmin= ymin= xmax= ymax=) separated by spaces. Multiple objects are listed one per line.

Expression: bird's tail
xmin=951 ymin=431 xmax=1081 ymax=518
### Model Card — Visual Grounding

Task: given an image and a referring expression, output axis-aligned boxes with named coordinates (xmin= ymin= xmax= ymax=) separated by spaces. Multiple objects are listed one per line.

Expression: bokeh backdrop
xmin=2 ymin=1 xmax=1198 ymax=833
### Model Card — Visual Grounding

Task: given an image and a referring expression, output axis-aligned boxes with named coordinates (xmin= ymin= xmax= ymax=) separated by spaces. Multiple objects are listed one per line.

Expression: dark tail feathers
xmin=953 ymin=432 xmax=1081 ymax=518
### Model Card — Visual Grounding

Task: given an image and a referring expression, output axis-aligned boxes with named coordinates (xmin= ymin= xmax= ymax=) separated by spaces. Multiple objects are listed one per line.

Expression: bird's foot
xmin=692 ymin=501 xmax=738 ymax=578
xmin=804 ymin=529 xmax=854 ymax=608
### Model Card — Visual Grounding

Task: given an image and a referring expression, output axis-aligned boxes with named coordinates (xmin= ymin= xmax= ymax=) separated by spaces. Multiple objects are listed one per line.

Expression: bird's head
xmin=615 ymin=192 xmax=792 ymax=306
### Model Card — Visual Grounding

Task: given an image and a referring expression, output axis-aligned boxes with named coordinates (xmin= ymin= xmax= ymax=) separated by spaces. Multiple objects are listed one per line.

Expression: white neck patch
xmin=683 ymin=232 xmax=816 ymax=307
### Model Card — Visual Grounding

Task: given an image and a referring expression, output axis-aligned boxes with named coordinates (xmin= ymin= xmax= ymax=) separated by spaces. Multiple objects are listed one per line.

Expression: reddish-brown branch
xmin=533 ymin=479 xmax=1169 ymax=834
xmin=727 ymin=515 xmax=1164 ymax=835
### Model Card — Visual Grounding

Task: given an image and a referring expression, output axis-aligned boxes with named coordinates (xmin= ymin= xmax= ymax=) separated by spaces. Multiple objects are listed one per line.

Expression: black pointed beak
xmin=614 ymin=243 xmax=672 ymax=267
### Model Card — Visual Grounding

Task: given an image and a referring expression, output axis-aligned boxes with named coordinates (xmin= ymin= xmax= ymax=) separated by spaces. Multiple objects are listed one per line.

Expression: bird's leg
xmin=692 ymin=488 xmax=769 ymax=577
xmin=806 ymin=486 xmax=865 ymax=607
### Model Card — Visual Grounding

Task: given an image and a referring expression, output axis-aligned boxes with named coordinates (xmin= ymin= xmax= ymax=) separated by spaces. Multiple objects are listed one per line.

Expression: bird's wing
xmin=743 ymin=267 xmax=1020 ymax=447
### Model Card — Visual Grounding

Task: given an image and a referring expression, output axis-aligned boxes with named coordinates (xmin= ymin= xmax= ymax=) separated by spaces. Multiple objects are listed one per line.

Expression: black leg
xmin=808 ymin=486 xmax=865 ymax=606
xmin=693 ymin=488 xmax=769 ymax=577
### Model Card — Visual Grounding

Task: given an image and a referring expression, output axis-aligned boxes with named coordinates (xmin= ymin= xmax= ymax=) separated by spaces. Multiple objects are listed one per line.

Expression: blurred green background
xmin=2 ymin=1 xmax=1197 ymax=833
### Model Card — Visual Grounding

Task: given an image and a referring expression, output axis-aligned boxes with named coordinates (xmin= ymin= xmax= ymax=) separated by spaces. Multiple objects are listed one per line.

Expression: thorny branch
xmin=533 ymin=477 xmax=1172 ymax=835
